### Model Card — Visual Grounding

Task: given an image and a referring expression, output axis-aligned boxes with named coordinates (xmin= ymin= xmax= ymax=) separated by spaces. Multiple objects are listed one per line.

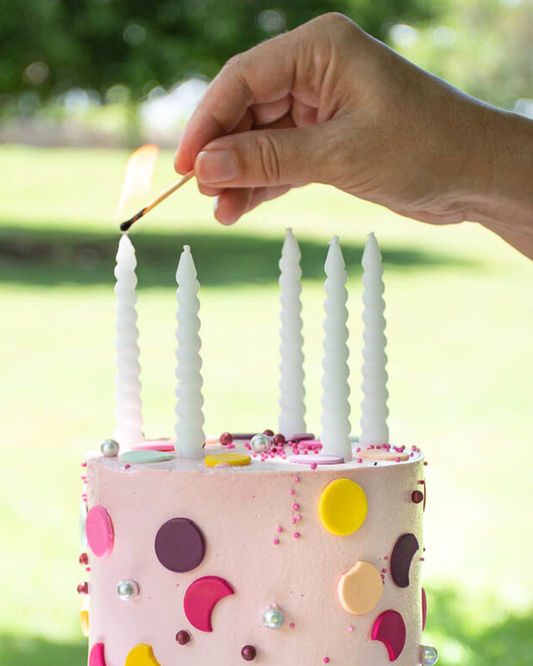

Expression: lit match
xmin=120 ymin=170 xmax=195 ymax=232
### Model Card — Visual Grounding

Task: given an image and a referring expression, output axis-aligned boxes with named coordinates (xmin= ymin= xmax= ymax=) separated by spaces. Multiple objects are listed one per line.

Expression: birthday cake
xmin=78 ymin=231 xmax=438 ymax=666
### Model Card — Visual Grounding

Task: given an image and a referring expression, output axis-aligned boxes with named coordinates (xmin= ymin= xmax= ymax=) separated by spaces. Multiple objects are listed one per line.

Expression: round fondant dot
xmin=155 ymin=518 xmax=206 ymax=573
xmin=124 ymin=644 xmax=161 ymax=666
xmin=358 ymin=448 xmax=409 ymax=462
xmin=290 ymin=454 xmax=344 ymax=466
xmin=204 ymin=453 xmax=251 ymax=468
xmin=131 ymin=439 xmax=175 ymax=452
xmin=89 ymin=643 xmax=106 ymax=666
xmin=318 ymin=479 xmax=368 ymax=536
xmin=86 ymin=506 xmax=114 ymax=558
xmin=337 ymin=561 xmax=384 ymax=615
xmin=120 ymin=450 xmax=175 ymax=464
xmin=390 ymin=533 xmax=420 ymax=588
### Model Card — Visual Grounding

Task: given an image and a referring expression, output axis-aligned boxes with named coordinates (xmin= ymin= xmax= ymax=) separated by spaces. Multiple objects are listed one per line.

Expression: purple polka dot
xmin=155 ymin=518 xmax=206 ymax=573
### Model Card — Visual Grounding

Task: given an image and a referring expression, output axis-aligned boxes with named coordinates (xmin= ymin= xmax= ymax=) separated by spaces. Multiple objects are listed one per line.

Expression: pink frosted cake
xmin=78 ymin=230 xmax=438 ymax=666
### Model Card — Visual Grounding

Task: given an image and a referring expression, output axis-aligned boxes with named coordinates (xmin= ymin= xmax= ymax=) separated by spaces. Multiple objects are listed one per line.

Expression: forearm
xmin=467 ymin=106 xmax=533 ymax=259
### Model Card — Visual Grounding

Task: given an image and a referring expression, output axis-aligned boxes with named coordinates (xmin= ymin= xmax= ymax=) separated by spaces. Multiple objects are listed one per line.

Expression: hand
xmin=175 ymin=13 xmax=533 ymax=259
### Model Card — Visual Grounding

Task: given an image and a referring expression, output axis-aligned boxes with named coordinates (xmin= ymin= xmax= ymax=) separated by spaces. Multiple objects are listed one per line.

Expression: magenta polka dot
xmin=86 ymin=506 xmax=114 ymax=558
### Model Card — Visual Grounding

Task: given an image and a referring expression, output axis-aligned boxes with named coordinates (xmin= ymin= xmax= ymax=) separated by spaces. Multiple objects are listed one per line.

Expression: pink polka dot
xmin=86 ymin=506 xmax=114 ymax=558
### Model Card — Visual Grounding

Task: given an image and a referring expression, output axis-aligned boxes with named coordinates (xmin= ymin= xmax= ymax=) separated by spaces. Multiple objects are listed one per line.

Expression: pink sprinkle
xmin=311 ymin=463 xmax=317 ymax=470
xmin=252 ymin=453 xmax=258 ymax=458
xmin=80 ymin=476 xmax=86 ymax=481
xmin=86 ymin=567 xmax=91 ymax=572
xmin=420 ymin=557 xmax=425 ymax=561
xmin=356 ymin=447 xmax=361 ymax=452
xmin=293 ymin=476 xmax=300 ymax=483
xmin=292 ymin=503 xmax=299 ymax=511
xmin=289 ymin=489 xmax=295 ymax=495
xmin=81 ymin=494 xmax=87 ymax=501
xmin=296 ymin=514 xmax=302 ymax=521
xmin=81 ymin=462 xmax=87 ymax=467
xmin=384 ymin=556 xmax=389 ymax=561
xmin=290 ymin=623 xmax=295 ymax=629
xmin=382 ymin=568 xmax=388 ymax=573
xmin=273 ymin=539 xmax=280 ymax=545
xmin=376 ymin=445 xmax=382 ymax=449
xmin=125 ymin=464 xmax=131 ymax=470
xmin=347 ymin=625 xmax=354 ymax=632
xmin=324 ymin=659 xmax=330 ymax=664
xmin=276 ymin=526 xmax=283 ymax=533
xmin=357 ymin=458 xmax=363 ymax=463
xmin=294 ymin=532 xmax=300 ymax=539
xmin=395 ymin=457 xmax=401 ymax=463
xmin=302 ymin=450 xmax=308 ymax=455
xmin=290 ymin=517 xmax=296 ymax=524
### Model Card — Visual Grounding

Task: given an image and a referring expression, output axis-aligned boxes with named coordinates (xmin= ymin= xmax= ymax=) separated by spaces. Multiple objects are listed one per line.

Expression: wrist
xmin=463 ymin=104 xmax=533 ymax=235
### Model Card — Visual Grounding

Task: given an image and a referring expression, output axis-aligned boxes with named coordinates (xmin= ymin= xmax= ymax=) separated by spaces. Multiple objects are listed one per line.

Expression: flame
xmin=115 ymin=144 xmax=159 ymax=219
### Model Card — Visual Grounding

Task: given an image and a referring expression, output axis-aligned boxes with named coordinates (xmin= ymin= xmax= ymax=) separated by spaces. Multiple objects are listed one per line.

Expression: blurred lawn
xmin=1 ymin=145 xmax=532 ymax=666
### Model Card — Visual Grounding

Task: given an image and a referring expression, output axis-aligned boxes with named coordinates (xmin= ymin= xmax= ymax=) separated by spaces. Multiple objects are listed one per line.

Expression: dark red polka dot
xmin=155 ymin=518 xmax=206 ymax=573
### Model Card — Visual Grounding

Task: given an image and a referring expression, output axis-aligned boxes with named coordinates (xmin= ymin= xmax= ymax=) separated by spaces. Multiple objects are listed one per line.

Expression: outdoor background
xmin=1 ymin=1 xmax=533 ymax=665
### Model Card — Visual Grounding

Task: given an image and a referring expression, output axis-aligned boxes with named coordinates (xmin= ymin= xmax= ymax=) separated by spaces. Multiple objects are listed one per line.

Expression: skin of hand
xmin=175 ymin=13 xmax=533 ymax=259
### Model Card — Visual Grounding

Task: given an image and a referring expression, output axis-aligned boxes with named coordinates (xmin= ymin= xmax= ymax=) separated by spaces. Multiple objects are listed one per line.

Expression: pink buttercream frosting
xmin=85 ymin=443 xmax=425 ymax=665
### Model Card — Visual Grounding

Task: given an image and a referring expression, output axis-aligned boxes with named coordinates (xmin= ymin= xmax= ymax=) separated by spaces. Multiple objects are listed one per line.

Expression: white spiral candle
xmin=114 ymin=234 xmax=143 ymax=448
xmin=320 ymin=236 xmax=352 ymax=461
xmin=360 ymin=233 xmax=389 ymax=446
xmin=174 ymin=245 xmax=205 ymax=459
xmin=278 ymin=228 xmax=306 ymax=437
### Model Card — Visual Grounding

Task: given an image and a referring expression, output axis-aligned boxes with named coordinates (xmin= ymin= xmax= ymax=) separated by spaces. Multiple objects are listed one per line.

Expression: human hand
xmin=175 ymin=13 xmax=533 ymax=260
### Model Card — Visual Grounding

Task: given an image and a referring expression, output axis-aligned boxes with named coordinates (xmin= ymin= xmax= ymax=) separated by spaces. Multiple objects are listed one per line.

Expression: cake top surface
xmin=88 ymin=438 xmax=424 ymax=474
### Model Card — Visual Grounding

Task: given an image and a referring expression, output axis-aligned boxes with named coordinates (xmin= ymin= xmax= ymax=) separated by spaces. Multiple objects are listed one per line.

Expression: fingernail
xmin=197 ymin=150 xmax=237 ymax=183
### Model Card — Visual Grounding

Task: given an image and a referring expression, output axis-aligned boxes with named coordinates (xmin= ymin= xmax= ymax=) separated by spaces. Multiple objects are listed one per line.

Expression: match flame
xmin=115 ymin=144 xmax=159 ymax=219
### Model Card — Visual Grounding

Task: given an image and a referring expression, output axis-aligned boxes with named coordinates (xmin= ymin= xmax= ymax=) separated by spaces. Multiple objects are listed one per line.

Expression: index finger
xmin=174 ymin=31 xmax=303 ymax=174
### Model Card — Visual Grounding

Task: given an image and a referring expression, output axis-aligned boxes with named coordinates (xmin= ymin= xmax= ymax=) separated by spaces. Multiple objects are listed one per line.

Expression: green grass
xmin=1 ymin=145 xmax=532 ymax=665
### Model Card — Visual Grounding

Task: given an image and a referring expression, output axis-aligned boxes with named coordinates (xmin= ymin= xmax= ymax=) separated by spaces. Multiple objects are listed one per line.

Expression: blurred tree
xmin=391 ymin=0 xmax=533 ymax=111
xmin=1 ymin=0 xmax=434 ymax=106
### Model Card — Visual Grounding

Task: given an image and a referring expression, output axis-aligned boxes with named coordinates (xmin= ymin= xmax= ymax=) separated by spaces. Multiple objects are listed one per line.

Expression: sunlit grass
xmin=1 ymin=146 xmax=532 ymax=665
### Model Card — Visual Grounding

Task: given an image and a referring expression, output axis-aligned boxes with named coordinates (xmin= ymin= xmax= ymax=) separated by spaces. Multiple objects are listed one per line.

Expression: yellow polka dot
xmin=204 ymin=453 xmax=251 ymax=468
xmin=318 ymin=478 xmax=368 ymax=536
xmin=125 ymin=645 xmax=161 ymax=666
xmin=79 ymin=599 xmax=89 ymax=637
xmin=337 ymin=561 xmax=383 ymax=615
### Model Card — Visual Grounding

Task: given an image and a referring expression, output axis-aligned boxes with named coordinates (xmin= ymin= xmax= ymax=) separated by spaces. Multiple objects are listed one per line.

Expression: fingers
xmin=194 ymin=124 xmax=330 ymax=190
xmin=213 ymin=184 xmax=293 ymax=226
xmin=175 ymin=26 xmax=319 ymax=175
xmin=213 ymin=188 xmax=253 ymax=225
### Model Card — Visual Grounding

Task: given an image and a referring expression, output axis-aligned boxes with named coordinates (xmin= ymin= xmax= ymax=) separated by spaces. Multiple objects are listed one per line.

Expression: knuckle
xmin=255 ymin=133 xmax=282 ymax=183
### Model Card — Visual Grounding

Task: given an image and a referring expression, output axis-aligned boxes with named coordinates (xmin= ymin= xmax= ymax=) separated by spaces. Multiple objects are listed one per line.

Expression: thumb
xmin=194 ymin=125 xmax=332 ymax=188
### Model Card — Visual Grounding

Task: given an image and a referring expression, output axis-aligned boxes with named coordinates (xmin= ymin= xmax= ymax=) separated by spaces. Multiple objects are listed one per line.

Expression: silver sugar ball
xmin=420 ymin=645 xmax=439 ymax=665
xmin=101 ymin=439 xmax=120 ymax=457
xmin=263 ymin=605 xmax=284 ymax=629
xmin=117 ymin=579 xmax=139 ymax=601
xmin=251 ymin=433 xmax=271 ymax=453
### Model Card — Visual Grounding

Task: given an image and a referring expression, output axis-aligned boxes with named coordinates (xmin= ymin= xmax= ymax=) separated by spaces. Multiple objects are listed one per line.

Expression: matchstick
xmin=120 ymin=170 xmax=195 ymax=232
